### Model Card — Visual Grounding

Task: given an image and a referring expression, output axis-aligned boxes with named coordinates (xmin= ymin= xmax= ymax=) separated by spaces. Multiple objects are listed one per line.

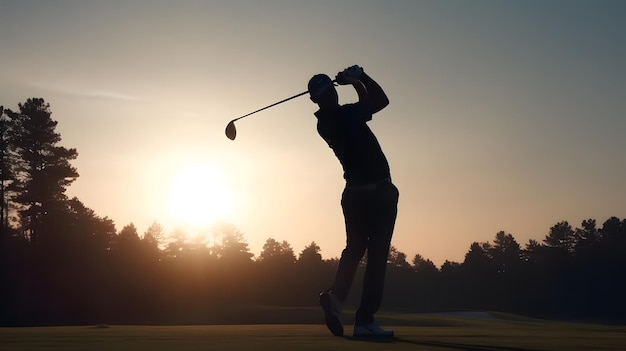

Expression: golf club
xmin=225 ymin=80 xmax=336 ymax=140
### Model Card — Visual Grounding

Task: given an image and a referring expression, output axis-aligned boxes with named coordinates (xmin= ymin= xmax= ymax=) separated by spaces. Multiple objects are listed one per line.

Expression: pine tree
xmin=6 ymin=98 xmax=78 ymax=245
xmin=0 ymin=105 xmax=9 ymax=234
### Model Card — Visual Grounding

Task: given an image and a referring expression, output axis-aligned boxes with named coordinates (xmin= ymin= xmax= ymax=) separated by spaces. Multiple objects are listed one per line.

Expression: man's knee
xmin=367 ymin=242 xmax=391 ymax=263
xmin=342 ymin=243 xmax=366 ymax=261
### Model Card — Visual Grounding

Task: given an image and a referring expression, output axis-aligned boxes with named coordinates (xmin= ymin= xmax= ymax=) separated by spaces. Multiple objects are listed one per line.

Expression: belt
xmin=345 ymin=176 xmax=391 ymax=190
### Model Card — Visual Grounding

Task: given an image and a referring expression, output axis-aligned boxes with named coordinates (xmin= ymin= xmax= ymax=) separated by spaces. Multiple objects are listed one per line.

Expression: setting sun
xmin=168 ymin=163 xmax=235 ymax=229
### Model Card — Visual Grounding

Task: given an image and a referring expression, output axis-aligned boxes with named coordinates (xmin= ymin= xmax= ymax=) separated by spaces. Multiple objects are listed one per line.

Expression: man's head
xmin=308 ymin=74 xmax=338 ymax=107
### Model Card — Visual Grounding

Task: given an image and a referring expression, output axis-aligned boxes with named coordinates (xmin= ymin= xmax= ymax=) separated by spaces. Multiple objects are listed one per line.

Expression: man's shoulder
xmin=342 ymin=102 xmax=372 ymax=122
xmin=316 ymin=103 xmax=365 ymax=122
xmin=341 ymin=102 xmax=362 ymax=111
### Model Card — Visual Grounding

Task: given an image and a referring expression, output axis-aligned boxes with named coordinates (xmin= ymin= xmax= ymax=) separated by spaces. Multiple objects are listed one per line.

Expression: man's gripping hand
xmin=335 ymin=65 xmax=364 ymax=85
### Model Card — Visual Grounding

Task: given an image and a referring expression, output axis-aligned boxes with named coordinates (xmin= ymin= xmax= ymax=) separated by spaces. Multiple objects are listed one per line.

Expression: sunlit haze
xmin=168 ymin=163 xmax=235 ymax=231
xmin=1 ymin=1 xmax=624 ymax=265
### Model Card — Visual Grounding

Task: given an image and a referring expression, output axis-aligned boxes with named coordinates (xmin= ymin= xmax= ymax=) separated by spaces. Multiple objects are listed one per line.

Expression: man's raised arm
xmin=336 ymin=65 xmax=389 ymax=114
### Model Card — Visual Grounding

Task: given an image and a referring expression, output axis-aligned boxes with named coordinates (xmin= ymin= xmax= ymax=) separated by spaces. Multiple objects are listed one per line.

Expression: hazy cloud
xmin=30 ymin=81 xmax=142 ymax=101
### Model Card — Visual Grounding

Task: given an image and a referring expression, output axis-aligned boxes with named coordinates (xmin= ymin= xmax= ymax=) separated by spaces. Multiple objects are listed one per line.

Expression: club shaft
xmin=231 ymin=90 xmax=310 ymax=123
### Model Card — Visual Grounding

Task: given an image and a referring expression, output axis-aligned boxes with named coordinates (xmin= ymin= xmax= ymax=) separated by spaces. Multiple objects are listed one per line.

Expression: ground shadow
xmin=347 ymin=336 xmax=550 ymax=351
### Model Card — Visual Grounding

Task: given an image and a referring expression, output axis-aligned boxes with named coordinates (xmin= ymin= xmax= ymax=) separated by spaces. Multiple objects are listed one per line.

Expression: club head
xmin=225 ymin=120 xmax=237 ymax=140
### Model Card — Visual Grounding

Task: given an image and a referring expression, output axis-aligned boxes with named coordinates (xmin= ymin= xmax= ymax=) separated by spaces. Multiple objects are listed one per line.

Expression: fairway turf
xmin=2 ymin=314 xmax=625 ymax=351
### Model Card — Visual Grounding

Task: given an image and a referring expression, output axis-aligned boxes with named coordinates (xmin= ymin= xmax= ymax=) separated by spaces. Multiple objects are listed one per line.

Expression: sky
xmin=1 ymin=0 xmax=624 ymax=266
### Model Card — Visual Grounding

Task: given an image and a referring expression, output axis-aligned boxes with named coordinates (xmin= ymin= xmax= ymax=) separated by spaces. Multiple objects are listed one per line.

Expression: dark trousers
xmin=331 ymin=182 xmax=399 ymax=325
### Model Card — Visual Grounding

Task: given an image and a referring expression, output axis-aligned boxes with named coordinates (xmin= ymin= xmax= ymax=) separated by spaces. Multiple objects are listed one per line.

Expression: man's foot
xmin=319 ymin=291 xmax=343 ymax=336
xmin=353 ymin=322 xmax=394 ymax=338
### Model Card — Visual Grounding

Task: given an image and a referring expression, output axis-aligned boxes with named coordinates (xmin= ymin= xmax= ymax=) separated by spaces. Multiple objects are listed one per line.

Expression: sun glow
xmin=168 ymin=163 xmax=235 ymax=229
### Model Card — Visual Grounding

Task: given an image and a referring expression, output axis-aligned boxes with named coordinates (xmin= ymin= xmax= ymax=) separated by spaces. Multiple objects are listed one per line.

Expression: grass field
xmin=2 ymin=311 xmax=625 ymax=351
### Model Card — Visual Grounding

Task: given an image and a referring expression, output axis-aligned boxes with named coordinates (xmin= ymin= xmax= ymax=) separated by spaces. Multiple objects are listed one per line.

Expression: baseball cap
xmin=308 ymin=74 xmax=334 ymax=98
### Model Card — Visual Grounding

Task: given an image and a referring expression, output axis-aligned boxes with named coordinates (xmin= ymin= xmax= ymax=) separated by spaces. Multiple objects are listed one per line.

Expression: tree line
xmin=1 ymin=98 xmax=625 ymax=326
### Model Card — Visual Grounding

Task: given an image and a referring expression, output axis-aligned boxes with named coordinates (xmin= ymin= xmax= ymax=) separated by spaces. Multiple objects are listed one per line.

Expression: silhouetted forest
xmin=1 ymin=98 xmax=625 ymax=326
